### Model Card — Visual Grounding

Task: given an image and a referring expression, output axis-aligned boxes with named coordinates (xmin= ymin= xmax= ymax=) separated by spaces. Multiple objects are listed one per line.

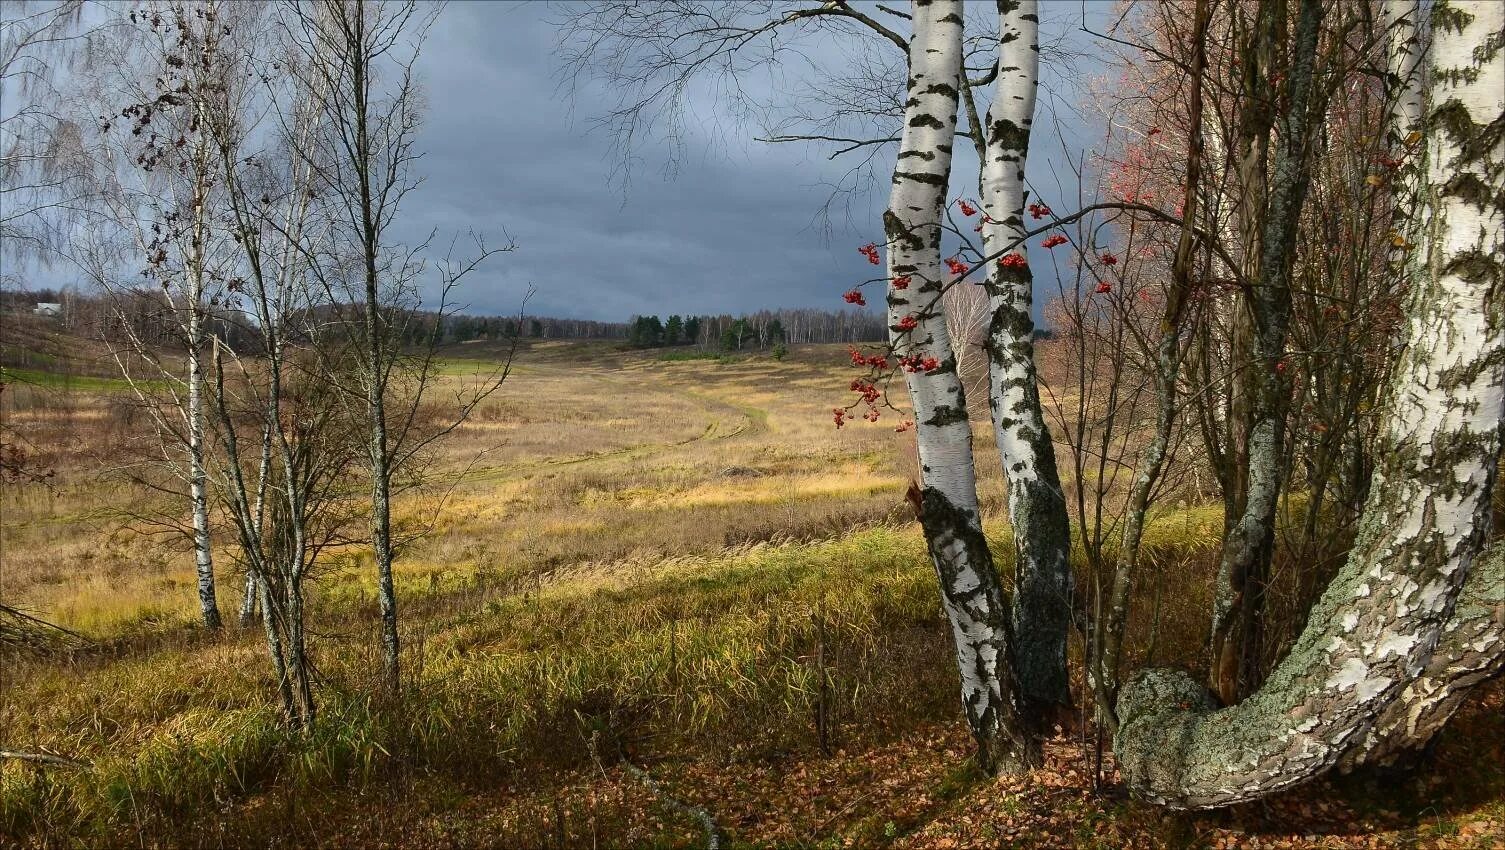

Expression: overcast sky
xmin=389 ymin=0 xmax=1120 ymax=323
xmin=9 ymin=1 xmax=1119 ymax=323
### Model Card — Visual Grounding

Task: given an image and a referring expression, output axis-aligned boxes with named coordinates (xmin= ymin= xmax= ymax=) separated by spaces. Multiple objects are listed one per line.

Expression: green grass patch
xmin=655 ymin=351 xmax=739 ymax=363
xmin=0 ymin=366 xmax=143 ymax=393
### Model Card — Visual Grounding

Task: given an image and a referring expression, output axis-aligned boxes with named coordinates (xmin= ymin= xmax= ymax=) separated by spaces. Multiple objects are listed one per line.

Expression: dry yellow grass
xmin=1 ymin=339 xmax=995 ymax=637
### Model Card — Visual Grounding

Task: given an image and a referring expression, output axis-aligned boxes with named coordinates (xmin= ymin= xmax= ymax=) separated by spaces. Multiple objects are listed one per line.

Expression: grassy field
xmin=1 ymin=328 xmax=1501 ymax=849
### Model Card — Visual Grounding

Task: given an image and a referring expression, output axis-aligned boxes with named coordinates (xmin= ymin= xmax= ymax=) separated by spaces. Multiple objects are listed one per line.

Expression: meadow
xmin=1 ymin=323 xmax=1500 ymax=849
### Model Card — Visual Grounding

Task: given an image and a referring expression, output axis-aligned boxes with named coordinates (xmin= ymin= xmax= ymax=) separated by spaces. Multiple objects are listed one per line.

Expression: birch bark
xmin=977 ymin=0 xmax=1072 ymax=721
xmin=1114 ymin=0 xmax=1505 ymax=806
xmin=888 ymin=0 xmax=1031 ymax=771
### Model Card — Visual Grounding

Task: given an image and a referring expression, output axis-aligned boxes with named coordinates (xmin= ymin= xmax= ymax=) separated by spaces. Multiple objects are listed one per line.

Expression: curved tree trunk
xmin=978 ymin=0 xmax=1072 ymax=724
xmin=887 ymin=0 xmax=1032 ymax=773
xmin=1337 ymin=544 xmax=1504 ymax=772
xmin=1114 ymin=0 xmax=1505 ymax=808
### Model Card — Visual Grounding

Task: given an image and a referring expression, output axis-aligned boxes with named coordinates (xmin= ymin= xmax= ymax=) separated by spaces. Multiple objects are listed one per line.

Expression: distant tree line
xmin=6 ymin=287 xmax=983 ymax=354
xmin=627 ymin=308 xmax=885 ymax=350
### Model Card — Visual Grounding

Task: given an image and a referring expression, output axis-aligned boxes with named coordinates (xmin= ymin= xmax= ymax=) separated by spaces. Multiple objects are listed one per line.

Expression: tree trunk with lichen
xmin=1114 ymin=0 xmax=1505 ymax=808
xmin=1337 ymin=544 xmax=1504 ymax=772
xmin=977 ymin=0 xmax=1072 ymax=726
xmin=887 ymin=0 xmax=1033 ymax=773
xmin=1209 ymin=0 xmax=1326 ymax=705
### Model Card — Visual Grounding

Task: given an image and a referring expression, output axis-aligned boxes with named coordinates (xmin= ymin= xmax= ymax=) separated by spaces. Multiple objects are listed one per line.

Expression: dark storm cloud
xmin=376 ymin=1 xmax=1111 ymax=323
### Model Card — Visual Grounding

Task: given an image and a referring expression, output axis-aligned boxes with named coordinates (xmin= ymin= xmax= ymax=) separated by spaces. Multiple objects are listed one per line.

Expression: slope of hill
xmin=1 ymin=333 xmax=1500 ymax=848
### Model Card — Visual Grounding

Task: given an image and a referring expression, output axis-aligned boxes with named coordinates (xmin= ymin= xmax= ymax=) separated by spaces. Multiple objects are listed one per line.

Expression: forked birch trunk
xmin=888 ymin=0 xmax=1031 ymax=772
xmin=1114 ymin=0 xmax=1504 ymax=807
xmin=977 ymin=0 xmax=1072 ymax=722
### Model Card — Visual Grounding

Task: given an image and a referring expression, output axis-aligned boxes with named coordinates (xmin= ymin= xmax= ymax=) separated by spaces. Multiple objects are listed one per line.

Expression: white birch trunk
xmin=1114 ymin=0 xmax=1505 ymax=807
xmin=1382 ymin=0 xmax=1428 ymax=299
xmin=888 ymin=0 xmax=1030 ymax=771
xmin=186 ymin=92 xmax=220 ymax=633
xmin=187 ymin=306 xmax=219 ymax=631
xmin=977 ymin=0 xmax=1072 ymax=717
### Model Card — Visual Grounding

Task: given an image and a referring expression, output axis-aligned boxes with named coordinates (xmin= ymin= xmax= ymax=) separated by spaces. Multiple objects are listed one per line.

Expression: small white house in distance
xmin=33 ymin=302 xmax=62 ymax=317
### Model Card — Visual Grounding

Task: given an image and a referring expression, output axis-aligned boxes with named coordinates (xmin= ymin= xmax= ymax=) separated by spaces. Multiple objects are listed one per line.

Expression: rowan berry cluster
xmin=843 ymin=289 xmax=866 ymax=306
xmin=1028 ymin=202 xmax=1052 ymax=219
xmin=1041 ymin=234 xmax=1069 ymax=248
xmin=898 ymin=354 xmax=941 ymax=373
xmin=858 ymin=242 xmax=882 ymax=265
xmin=850 ymin=379 xmax=882 ymax=404
xmin=944 ymin=257 xmax=970 ymax=276
xmin=998 ymin=253 xmax=1027 ymax=270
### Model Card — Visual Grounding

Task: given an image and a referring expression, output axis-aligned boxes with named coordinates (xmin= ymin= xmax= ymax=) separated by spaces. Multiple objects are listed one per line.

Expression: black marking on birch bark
xmin=899 ymin=149 xmax=937 ymax=161
xmin=883 ymin=211 xmax=925 ymax=251
xmin=909 ymin=114 xmax=946 ymax=130
xmin=988 ymin=119 xmax=1030 ymax=153
xmin=1444 ymin=250 xmax=1502 ymax=287
xmin=1441 ymin=173 xmax=1505 ymax=214
xmin=923 ymin=83 xmax=958 ymax=98
xmin=925 ymin=404 xmax=969 ymax=427
xmin=1431 ymin=3 xmax=1475 ymax=35
xmin=918 ymin=485 xmax=1010 ymax=740
xmin=894 ymin=170 xmax=947 ymax=186
xmin=1431 ymin=98 xmax=1505 ymax=161
xmin=937 ymin=12 xmax=963 ymax=25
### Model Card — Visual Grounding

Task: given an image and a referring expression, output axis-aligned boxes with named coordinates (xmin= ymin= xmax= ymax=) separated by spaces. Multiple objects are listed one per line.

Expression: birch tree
xmin=202 ymin=7 xmax=357 ymax=725
xmin=1112 ymin=0 xmax=1504 ymax=806
xmin=283 ymin=0 xmax=433 ymax=693
xmin=284 ymin=0 xmax=512 ymax=693
xmin=974 ymin=0 xmax=1071 ymax=720
xmin=0 ymin=0 xmax=90 ymax=260
xmin=82 ymin=1 xmax=237 ymax=631
xmin=885 ymin=0 xmax=1031 ymax=772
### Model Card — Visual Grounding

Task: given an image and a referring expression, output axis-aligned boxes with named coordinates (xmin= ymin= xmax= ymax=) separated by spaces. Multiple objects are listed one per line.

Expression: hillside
xmin=1 ymin=332 xmax=1501 ymax=848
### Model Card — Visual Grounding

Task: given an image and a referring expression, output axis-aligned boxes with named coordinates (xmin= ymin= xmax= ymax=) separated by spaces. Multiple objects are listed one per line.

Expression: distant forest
xmin=2 ymin=288 xmax=887 ymax=350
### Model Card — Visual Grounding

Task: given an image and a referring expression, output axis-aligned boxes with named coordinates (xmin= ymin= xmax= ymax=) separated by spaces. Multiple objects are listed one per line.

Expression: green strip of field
xmin=0 ymin=365 xmax=143 ymax=392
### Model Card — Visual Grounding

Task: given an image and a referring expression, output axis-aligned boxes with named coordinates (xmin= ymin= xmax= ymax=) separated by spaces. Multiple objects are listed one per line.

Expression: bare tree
xmin=0 ymin=0 xmax=92 ymax=262
xmin=202 ymin=6 xmax=358 ymax=724
xmin=942 ymin=278 xmax=989 ymax=407
xmin=282 ymin=0 xmax=514 ymax=693
xmin=75 ymin=0 xmax=247 ymax=631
